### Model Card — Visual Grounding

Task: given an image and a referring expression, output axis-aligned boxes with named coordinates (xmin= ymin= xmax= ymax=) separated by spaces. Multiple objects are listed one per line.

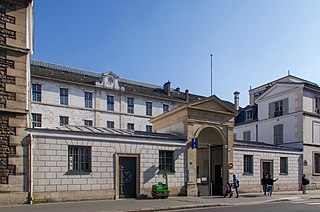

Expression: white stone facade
xmin=30 ymin=128 xmax=187 ymax=202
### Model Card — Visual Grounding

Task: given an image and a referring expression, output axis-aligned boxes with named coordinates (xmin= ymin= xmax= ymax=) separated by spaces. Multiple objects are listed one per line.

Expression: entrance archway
xmin=196 ymin=126 xmax=226 ymax=196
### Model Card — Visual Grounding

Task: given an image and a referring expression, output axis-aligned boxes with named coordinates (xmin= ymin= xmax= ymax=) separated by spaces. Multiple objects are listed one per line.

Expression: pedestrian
xmin=224 ymin=181 xmax=233 ymax=198
xmin=301 ymin=174 xmax=310 ymax=194
xmin=266 ymin=174 xmax=278 ymax=197
xmin=233 ymin=174 xmax=240 ymax=198
xmin=261 ymin=174 xmax=267 ymax=195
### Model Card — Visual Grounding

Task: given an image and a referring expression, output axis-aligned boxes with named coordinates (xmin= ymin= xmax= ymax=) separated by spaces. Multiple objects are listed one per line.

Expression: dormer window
xmin=246 ymin=109 xmax=253 ymax=120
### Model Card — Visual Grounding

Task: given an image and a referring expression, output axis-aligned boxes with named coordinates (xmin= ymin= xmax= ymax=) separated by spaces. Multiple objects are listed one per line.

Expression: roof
xmin=234 ymin=140 xmax=302 ymax=152
xmin=235 ymin=104 xmax=258 ymax=125
xmin=27 ymin=125 xmax=186 ymax=141
xmin=31 ymin=60 xmax=204 ymax=102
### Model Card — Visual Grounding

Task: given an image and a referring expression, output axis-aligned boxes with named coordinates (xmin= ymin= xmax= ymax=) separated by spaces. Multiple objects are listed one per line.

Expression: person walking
xmin=261 ymin=174 xmax=267 ymax=195
xmin=266 ymin=174 xmax=278 ymax=196
xmin=301 ymin=174 xmax=310 ymax=194
xmin=233 ymin=174 xmax=240 ymax=198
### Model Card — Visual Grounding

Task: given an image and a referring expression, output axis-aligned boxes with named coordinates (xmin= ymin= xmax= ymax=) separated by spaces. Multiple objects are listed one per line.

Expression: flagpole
xmin=211 ymin=54 xmax=213 ymax=96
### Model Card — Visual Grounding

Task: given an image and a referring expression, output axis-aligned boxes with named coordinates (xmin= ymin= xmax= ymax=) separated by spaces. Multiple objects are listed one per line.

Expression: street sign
xmin=228 ymin=162 xmax=234 ymax=169
xmin=191 ymin=138 xmax=198 ymax=149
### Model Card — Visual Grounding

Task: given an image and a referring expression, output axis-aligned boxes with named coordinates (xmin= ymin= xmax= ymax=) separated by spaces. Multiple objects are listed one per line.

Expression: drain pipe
xmin=28 ymin=133 xmax=33 ymax=204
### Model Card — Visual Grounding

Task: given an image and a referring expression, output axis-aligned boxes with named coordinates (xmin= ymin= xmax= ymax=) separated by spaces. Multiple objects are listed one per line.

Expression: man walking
xmin=261 ymin=174 xmax=267 ymax=195
xmin=233 ymin=174 xmax=240 ymax=198
xmin=266 ymin=174 xmax=278 ymax=197
xmin=301 ymin=174 xmax=310 ymax=194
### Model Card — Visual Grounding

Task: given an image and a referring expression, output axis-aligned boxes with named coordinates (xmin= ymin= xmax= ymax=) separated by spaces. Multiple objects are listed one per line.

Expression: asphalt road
xmin=173 ymin=200 xmax=320 ymax=212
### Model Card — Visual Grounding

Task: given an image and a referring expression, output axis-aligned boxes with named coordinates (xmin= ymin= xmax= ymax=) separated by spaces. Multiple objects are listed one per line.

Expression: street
xmin=173 ymin=200 xmax=320 ymax=212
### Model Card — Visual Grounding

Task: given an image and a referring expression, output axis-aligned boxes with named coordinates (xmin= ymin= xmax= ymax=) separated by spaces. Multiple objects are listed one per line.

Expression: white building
xmin=235 ymin=75 xmax=320 ymax=189
xmin=30 ymin=60 xmax=202 ymax=131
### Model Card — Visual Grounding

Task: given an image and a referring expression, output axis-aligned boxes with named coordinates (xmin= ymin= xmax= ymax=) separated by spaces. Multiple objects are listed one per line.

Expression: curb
xmin=121 ymin=198 xmax=292 ymax=212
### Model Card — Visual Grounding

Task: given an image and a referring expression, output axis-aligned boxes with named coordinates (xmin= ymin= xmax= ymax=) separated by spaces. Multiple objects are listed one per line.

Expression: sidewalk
xmin=112 ymin=190 xmax=320 ymax=212
xmin=1 ymin=190 xmax=320 ymax=212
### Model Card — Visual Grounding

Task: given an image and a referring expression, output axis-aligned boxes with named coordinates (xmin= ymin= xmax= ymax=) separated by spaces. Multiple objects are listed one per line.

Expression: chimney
xmin=185 ymin=89 xmax=189 ymax=102
xmin=234 ymin=91 xmax=240 ymax=111
xmin=163 ymin=81 xmax=171 ymax=96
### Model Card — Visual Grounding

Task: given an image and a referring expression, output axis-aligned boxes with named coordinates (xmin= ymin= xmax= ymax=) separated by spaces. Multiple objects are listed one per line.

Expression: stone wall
xmin=32 ymin=135 xmax=187 ymax=202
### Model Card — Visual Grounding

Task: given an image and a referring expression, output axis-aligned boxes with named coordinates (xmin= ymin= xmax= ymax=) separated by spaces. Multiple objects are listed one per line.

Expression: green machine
xmin=151 ymin=172 xmax=170 ymax=199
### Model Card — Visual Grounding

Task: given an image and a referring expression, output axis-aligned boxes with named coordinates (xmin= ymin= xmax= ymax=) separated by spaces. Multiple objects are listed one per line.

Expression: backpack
xmin=306 ymin=179 xmax=310 ymax=185
xmin=237 ymin=179 xmax=240 ymax=187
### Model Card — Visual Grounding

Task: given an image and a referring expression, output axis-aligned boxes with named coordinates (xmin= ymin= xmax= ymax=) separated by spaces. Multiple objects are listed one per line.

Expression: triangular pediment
xmin=189 ymin=96 xmax=236 ymax=114
xmin=256 ymin=83 xmax=303 ymax=103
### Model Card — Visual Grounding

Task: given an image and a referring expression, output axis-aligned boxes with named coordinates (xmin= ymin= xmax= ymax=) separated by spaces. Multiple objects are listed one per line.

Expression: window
xmin=315 ymin=153 xmax=320 ymax=174
xmin=68 ymin=146 xmax=91 ymax=173
xmin=32 ymin=83 xmax=41 ymax=102
xmin=60 ymin=88 xmax=68 ymax=105
xmin=315 ymin=97 xmax=320 ymax=114
xmin=313 ymin=122 xmax=320 ymax=144
xmin=127 ymin=97 xmax=134 ymax=114
xmin=60 ymin=116 xmax=69 ymax=126
xmin=246 ymin=109 xmax=253 ymax=120
xmin=280 ymin=157 xmax=288 ymax=174
xmin=234 ymin=133 xmax=237 ymax=140
xmin=31 ymin=113 xmax=42 ymax=128
xmin=163 ymin=104 xmax=169 ymax=113
xmin=159 ymin=150 xmax=174 ymax=172
xmin=107 ymin=95 xmax=114 ymax=111
xmin=146 ymin=101 xmax=152 ymax=116
xmin=127 ymin=123 xmax=134 ymax=130
xmin=85 ymin=92 xmax=93 ymax=108
xmin=243 ymin=155 xmax=253 ymax=174
xmin=107 ymin=121 xmax=114 ymax=129
xmin=146 ymin=125 xmax=152 ymax=132
xmin=243 ymin=131 xmax=251 ymax=141
xmin=274 ymin=124 xmax=284 ymax=145
xmin=274 ymin=100 xmax=284 ymax=117
xmin=84 ymin=120 xmax=93 ymax=126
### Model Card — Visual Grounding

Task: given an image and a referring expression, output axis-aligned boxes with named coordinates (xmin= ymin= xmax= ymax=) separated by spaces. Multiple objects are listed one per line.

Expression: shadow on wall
xmin=143 ymin=165 xmax=158 ymax=184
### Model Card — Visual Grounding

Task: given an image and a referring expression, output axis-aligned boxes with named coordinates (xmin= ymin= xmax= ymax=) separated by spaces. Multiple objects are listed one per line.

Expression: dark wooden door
xmin=262 ymin=161 xmax=272 ymax=176
xmin=119 ymin=157 xmax=136 ymax=198
xmin=214 ymin=165 xmax=223 ymax=195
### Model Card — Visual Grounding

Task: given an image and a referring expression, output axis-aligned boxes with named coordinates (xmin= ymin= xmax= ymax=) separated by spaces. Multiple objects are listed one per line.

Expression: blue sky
xmin=32 ymin=0 xmax=320 ymax=107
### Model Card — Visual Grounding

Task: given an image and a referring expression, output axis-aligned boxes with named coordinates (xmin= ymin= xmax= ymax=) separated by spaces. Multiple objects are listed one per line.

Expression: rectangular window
xmin=274 ymin=124 xmax=284 ymax=145
xmin=107 ymin=95 xmax=114 ymax=111
xmin=60 ymin=88 xmax=68 ymax=105
xmin=313 ymin=122 xmax=320 ymax=144
xmin=32 ymin=83 xmax=41 ymax=102
xmin=68 ymin=146 xmax=91 ymax=173
xmin=146 ymin=125 xmax=152 ymax=132
xmin=316 ymin=97 xmax=320 ymax=114
xmin=246 ymin=109 xmax=253 ymax=120
xmin=31 ymin=113 xmax=42 ymax=128
xmin=107 ymin=121 xmax=114 ymax=129
xmin=243 ymin=155 xmax=253 ymax=174
xmin=127 ymin=97 xmax=134 ymax=114
xmin=127 ymin=123 xmax=134 ymax=130
xmin=159 ymin=150 xmax=174 ymax=172
xmin=243 ymin=131 xmax=251 ymax=141
xmin=280 ymin=157 xmax=288 ymax=175
xmin=85 ymin=92 xmax=93 ymax=108
xmin=274 ymin=100 xmax=284 ymax=117
xmin=146 ymin=101 xmax=152 ymax=116
xmin=163 ymin=104 xmax=169 ymax=113
xmin=84 ymin=120 xmax=93 ymax=126
xmin=315 ymin=153 xmax=320 ymax=174
xmin=60 ymin=116 xmax=69 ymax=126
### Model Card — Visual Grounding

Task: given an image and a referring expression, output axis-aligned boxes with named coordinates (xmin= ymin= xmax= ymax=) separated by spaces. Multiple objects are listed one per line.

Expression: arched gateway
xmin=151 ymin=96 xmax=237 ymax=196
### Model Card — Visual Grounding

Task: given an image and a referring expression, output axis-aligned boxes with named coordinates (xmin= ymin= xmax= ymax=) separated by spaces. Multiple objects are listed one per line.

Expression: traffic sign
xmin=228 ymin=162 xmax=234 ymax=169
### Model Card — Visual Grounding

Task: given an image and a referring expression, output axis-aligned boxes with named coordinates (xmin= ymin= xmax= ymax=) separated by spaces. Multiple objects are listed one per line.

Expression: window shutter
xmin=273 ymin=125 xmax=276 ymax=144
xmin=279 ymin=124 xmax=284 ymax=144
xmin=283 ymin=98 xmax=289 ymax=115
xmin=269 ymin=102 xmax=274 ymax=118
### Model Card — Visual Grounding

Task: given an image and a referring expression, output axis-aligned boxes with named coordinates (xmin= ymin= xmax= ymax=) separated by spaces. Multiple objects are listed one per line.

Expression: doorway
xmin=261 ymin=160 xmax=273 ymax=177
xmin=119 ymin=157 xmax=137 ymax=198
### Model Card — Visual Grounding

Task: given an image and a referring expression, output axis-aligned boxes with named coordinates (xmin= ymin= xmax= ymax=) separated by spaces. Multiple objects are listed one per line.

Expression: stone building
xmin=0 ymin=0 xmax=33 ymax=204
xmin=235 ymin=75 xmax=320 ymax=191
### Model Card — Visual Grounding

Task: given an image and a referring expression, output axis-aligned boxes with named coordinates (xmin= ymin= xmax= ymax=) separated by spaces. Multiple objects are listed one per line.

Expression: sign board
xmin=228 ymin=162 xmax=234 ymax=169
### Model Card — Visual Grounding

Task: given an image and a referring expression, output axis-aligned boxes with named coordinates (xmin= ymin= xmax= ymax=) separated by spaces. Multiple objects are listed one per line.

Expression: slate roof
xmin=235 ymin=104 xmax=258 ymax=126
xmin=27 ymin=125 xmax=186 ymax=141
xmin=31 ymin=60 xmax=205 ymax=103
xmin=234 ymin=140 xmax=302 ymax=152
